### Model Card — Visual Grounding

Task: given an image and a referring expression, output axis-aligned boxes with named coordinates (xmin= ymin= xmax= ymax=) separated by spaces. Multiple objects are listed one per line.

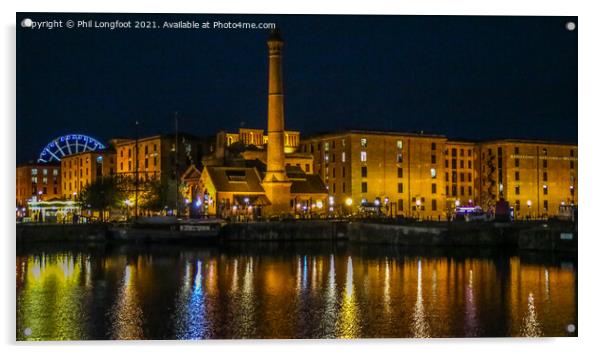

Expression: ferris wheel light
xmin=37 ymin=134 xmax=106 ymax=163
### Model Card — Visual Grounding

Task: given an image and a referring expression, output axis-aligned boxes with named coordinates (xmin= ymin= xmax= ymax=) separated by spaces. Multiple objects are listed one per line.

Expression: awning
xmin=233 ymin=194 xmax=271 ymax=206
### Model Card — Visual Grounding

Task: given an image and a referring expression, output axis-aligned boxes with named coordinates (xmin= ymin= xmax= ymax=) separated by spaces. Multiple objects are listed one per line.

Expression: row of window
xmin=30 ymin=168 xmax=59 ymax=176
xmin=445 ymin=172 xmax=472 ymax=183
xmin=446 ymin=185 xmax=473 ymax=197
xmin=445 ymin=159 xmax=472 ymax=169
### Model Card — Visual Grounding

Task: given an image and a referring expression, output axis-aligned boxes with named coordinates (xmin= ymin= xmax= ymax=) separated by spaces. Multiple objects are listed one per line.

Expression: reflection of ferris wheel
xmin=37 ymin=134 xmax=106 ymax=163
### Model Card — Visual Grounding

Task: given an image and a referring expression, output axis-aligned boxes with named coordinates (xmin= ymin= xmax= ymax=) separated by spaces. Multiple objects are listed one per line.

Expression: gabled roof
xmin=182 ymin=165 xmax=201 ymax=181
xmin=205 ymin=167 xmax=265 ymax=193
xmin=285 ymin=166 xmax=328 ymax=195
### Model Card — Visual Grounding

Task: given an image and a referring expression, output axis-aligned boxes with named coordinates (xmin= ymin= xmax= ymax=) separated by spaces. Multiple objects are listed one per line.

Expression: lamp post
xmin=527 ymin=200 xmax=532 ymax=220
xmin=345 ymin=197 xmax=353 ymax=217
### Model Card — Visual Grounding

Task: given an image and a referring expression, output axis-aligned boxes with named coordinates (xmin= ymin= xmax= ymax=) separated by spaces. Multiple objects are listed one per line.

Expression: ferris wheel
xmin=37 ymin=134 xmax=106 ymax=163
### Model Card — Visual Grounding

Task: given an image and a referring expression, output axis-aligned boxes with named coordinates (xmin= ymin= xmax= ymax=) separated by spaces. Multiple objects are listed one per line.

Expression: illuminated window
xmin=324 ymin=142 xmax=330 ymax=151
xmin=543 ymin=185 xmax=548 ymax=195
xmin=31 ymin=168 xmax=38 ymax=175
xmin=430 ymin=168 xmax=436 ymax=178
xmin=324 ymin=154 xmax=329 ymax=163
xmin=360 ymin=151 xmax=367 ymax=162
xmin=397 ymin=140 xmax=403 ymax=149
xmin=397 ymin=153 xmax=403 ymax=163
xmin=43 ymin=169 xmax=48 ymax=176
xmin=341 ymin=152 xmax=346 ymax=162
xmin=360 ymin=138 xmax=367 ymax=148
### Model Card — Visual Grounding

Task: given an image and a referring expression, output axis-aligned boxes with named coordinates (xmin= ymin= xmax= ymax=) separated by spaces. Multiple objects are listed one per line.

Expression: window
xmin=397 ymin=140 xmax=403 ymax=149
xmin=515 ymin=186 xmax=520 ymax=195
xmin=342 ymin=182 xmax=346 ymax=193
xmin=342 ymin=167 xmax=346 ymax=177
xmin=446 ymin=186 xmax=449 ymax=196
xmin=332 ymin=183 xmax=336 ymax=193
xmin=361 ymin=166 xmax=367 ymax=178
xmin=445 ymin=160 xmax=449 ymax=168
xmin=543 ymin=185 xmax=548 ymax=195
xmin=468 ymin=186 xmax=472 ymax=195
xmin=515 ymin=200 xmax=520 ymax=211
xmin=452 ymin=159 xmax=457 ymax=169
xmin=332 ymin=154 xmax=336 ymax=163
xmin=305 ymin=164 xmax=310 ymax=172
xmin=430 ymin=168 xmax=436 ymax=178
xmin=324 ymin=154 xmax=329 ymax=163
xmin=452 ymin=148 xmax=457 ymax=157
xmin=460 ymin=160 xmax=464 ymax=169
xmin=515 ymin=171 xmax=520 ymax=180
xmin=324 ymin=142 xmax=330 ymax=151
xmin=398 ymin=199 xmax=404 ymax=211
xmin=515 ymin=147 xmax=519 ymax=154
xmin=460 ymin=186 xmax=465 ymax=196
xmin=468 ymin=173 xmax=472 ymax=182
xmin=360 ymin=151 xmax=367 ymax=162
xmin=398 ymin=183 xmax=403 ymax=193
xmin=544 ymin=200 xmax=549 ymax=210
xmin=452 ymin=185 xmax=457 ymax=197
xmin=460 ymin=173 xmax=464 ymax=182
xmin=431 ymin=183 xmax=437 ymax=194
xmin=468 ymin=161 xmax=472 ymax=169
xmin=432 ymin=199 xmax=437 ymax=211
xmin=468 ymin=149 xmax=472 ymax=157
xmin=397 ymin=153 xmax=403 ymax=163
xmin=515 ymin=158 xmax=519 ymax=167
xmin=452 ymin=171 xmax=457 ymax=183
xmin=145 ymin=145 xmax=149 ymax=154
xmin=543 ymin=172 xmax=548 ymax=181
xmin=570 ymin=149 xmax=574 ymax=157
xmin=543 ymin=159 xmax=548 ymax=168
xmin=397 ymin=167 xmax=403 ymax=178
xmin=445 ymin=172 xmax=449 ymax=182
xmin=361 ymin=182 xmax=368 ymax=193
xmin=431 ymin=155 xmax=436 ymax=164
xmin=43 ymin=169 xmax=48 ymax=176
xmin=332 ymin=168 xmax=336 ymax=178
xmin=431 ymin=143 xmax=436 ymax=150
xmin=341 ymin=152 xmax=346 ymax=162
xmin=570 ymin=161 xmax=574 ymax=169
xmin=360 ymin=138 xmax=367 ymax=148
xmin=460 ymin=149 xmax=464 ymax=157
xmin=542 ymin=148 xmax=548 ymax=156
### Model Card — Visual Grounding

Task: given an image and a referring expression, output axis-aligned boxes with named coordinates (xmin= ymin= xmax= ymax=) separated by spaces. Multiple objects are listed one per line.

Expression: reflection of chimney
xmin=263 ymin=27 xmax=288 ymax=183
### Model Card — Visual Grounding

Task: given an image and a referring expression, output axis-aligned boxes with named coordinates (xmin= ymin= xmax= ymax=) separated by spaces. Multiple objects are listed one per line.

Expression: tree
xmin=78 ymin=176 xmax=126 ymax=222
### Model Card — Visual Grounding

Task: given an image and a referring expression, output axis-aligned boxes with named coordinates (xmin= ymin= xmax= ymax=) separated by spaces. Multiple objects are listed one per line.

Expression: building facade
xmin=476 ymin=140 xmax=577 ymax=219
xmin=16 ymin=163 xmax=61 ymax=208
xmin=60 ymin=150 xmax=116 ymax=199
xmin=300 ymin=131 xmax=448 ymax=219
xmin=301 ymin=132 xmax=577 ymax=219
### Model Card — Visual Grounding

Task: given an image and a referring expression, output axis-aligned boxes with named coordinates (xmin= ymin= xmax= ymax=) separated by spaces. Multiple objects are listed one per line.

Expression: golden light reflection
xmin=109 ymin=263 xmax=143 ymax=340
xmin=464 ymin=269 xmax=478 ymax=336
xmin=336 ymin=256 xmax=360 ymax=338
xmin=411 ymin=258 xmax=430 ymax=338
xmin=520 ymin=292 xmax=543 ymax=337
xmin=18 ymin=255 xmax=89 ymax=340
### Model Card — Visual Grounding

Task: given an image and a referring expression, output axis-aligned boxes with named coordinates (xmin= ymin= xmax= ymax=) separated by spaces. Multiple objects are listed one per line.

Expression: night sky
xmin=16 ymin=13 xmax=577 ymax=163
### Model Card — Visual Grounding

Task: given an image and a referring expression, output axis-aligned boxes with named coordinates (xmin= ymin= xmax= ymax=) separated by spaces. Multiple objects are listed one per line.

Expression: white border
xmin=2 ymin=1 xmax=601 ymax=353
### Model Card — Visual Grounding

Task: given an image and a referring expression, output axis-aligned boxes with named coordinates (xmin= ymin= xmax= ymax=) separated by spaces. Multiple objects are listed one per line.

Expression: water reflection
xmin=110 ymin=263 xmax=143 ymax=339
xmin=412 ymin=258 xmax=430 ymax=338
xmin=16 ymin=244 xmax=577 ymax=340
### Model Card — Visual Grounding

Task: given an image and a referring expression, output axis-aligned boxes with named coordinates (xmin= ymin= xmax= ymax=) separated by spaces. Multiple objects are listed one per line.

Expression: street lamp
xmin=416 ymin=199 xmax=422 ymax=220
xmin=527 ymin=200 xmax=532 ymax=220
